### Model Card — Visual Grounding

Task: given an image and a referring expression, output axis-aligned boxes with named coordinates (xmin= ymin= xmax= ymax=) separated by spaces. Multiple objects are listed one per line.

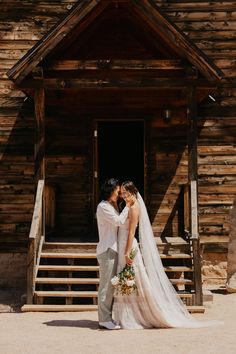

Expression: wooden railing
xmin=27 ymin=179 xmax=45 ymax=304
xmin=183 ymin=182 xmax=203 ymax=306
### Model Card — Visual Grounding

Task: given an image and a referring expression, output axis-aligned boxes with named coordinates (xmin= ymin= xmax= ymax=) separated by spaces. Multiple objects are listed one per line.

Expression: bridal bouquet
xmin=111 ymin=248 xmax=138 ymax=296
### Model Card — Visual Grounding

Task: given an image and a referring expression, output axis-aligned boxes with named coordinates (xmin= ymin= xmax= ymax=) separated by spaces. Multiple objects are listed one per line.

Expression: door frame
xmin=92 ymin=118 xmax=147 ymax=219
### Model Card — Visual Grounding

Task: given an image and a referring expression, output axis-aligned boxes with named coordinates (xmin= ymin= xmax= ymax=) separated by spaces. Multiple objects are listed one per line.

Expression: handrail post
xmin=187 ymin=86 xmax=203 ymax=306
xmin=26 ymin=179 xmax=44 ymax=304
xmin=26 ymin=238 xmax=35 ymax=304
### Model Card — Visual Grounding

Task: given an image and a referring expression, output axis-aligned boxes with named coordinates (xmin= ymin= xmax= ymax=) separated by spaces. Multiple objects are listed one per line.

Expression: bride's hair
xmin=121 ymin=181 xmax=138 ymax=197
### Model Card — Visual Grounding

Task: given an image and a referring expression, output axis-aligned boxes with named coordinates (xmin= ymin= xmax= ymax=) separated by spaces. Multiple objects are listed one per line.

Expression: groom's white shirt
xmin=96 ymin=201 xmax=129 ymax=256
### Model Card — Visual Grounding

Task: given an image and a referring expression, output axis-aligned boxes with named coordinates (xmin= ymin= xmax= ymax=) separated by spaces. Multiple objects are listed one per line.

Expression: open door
xmin=94 ymin=120 xmax=145 ymax=211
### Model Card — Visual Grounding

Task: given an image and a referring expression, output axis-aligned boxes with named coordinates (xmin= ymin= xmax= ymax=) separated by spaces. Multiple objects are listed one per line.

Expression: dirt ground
xmin=0 ymin=290 xmax=235 ymax=354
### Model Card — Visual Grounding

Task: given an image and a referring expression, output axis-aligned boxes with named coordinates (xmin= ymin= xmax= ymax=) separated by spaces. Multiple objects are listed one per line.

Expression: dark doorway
xmin=97 ymin=120 xmax=145 ymax=197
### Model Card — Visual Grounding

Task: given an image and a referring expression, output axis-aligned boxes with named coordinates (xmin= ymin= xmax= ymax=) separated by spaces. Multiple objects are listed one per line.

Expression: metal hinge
xmin=94 ymin=171 xmax=98 ymax=178
xmin=94 ymin=130 xmax=97 ymax=138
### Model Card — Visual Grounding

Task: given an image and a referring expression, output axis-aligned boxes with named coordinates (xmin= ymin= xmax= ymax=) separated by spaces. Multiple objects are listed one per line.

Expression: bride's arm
xmin=124 ymin=204 xmax=139 ymax=265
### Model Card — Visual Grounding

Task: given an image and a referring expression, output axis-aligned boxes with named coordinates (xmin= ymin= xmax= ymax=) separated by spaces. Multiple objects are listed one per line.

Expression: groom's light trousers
xmin=97 ymin=247 xmax=118 ymax=322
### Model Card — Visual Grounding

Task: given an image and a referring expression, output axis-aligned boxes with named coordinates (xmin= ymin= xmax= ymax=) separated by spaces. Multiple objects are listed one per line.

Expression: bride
xmin=113 ymin=180 xmax=220 ymax=329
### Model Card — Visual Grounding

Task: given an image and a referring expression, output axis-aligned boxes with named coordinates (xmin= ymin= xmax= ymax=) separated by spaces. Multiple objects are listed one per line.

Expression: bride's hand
xmin=125 ymin=254 xmax=133 ymax=266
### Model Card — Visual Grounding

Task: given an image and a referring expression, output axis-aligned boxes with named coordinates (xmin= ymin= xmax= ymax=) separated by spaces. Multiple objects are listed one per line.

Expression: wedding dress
xmin=113 ymin=193 xmax=221 ymax=329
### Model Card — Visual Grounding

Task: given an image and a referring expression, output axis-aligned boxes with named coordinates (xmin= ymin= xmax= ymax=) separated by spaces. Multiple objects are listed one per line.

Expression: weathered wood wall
xmin=0 ymin=0 xmax=235 ymax=288
xmin=159 ymin=0 xmax=236 ymax=283
xmin=0 ymin=1 xmax=78 ymax=251
xmin=45 ymin=95 xmax=92 ymax=238
xmin=149 ymin=111 xmax=188 ymax=238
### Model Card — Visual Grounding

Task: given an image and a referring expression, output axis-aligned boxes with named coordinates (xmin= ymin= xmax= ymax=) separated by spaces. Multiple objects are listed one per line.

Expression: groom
xmin=96 ymin=178 xmax=130 ymax=330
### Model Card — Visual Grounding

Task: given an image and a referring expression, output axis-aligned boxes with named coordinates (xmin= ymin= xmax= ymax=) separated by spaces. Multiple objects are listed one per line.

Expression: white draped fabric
xmin=113 ymin=193 xmax=221 ymax=329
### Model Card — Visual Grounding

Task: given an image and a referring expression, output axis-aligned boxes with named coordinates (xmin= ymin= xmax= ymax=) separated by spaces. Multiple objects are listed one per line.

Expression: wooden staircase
xmin=22 ymin=237 xmax=204 ymax=313
xmin=23 ymin=179 xmax=204 ymax=313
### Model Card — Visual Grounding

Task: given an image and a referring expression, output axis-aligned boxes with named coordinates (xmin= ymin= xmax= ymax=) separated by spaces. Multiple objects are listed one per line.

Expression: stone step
xmin=21 ymin=304 xmax=204 ymax=313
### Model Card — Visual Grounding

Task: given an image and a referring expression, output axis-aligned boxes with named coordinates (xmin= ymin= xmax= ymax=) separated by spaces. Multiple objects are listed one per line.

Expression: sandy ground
xmin=0 ymin=291 xmax=235 ymax=354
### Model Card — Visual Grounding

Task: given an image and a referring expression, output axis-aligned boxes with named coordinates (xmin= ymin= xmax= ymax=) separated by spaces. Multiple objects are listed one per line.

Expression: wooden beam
xmin=44 ymin=59 xmax=185 ymax=71
xmin=187 ymin=86 xmax=203 ymax=306
xmin=34 ymin=88 xmax=45 ymax=181
xmin=7 ymin=0 xmax=109 ymax=84
xmin=187 ymin=86 xmax=198 ymax=182
xmin=20 ymin=77 xmax=216 ymax=90
xmin=129 ymin=0 xmax=223 ymax=82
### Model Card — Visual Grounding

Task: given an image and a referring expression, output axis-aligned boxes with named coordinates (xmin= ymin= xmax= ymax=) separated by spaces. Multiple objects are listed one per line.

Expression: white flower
xmin=126 ymin=279 xmax=135 ymax=287
xmin=111 ymin=276 xmax=119 ymax=286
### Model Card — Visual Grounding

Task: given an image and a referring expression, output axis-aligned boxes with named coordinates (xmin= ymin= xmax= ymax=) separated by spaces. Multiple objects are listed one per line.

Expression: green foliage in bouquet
xmin=111 ymin=248 xmax=138 ymax=296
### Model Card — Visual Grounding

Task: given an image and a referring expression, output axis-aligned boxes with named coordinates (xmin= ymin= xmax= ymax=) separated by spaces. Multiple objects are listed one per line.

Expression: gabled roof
xmin=7 ymin=0 xmax=224 ymax=85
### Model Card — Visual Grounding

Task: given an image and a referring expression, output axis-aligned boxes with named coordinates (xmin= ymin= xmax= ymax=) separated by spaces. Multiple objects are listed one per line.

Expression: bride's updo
xmin=121 ymin=181 xmax=138 ymax=197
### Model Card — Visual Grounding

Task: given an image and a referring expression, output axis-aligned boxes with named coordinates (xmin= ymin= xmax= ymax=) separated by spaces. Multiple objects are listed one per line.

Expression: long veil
xmin=137 ymin=193 xmax=221 ymax=328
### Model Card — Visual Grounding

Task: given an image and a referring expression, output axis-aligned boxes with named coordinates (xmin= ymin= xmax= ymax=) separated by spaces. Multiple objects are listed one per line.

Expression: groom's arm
xmin=97 ymin=203 xmax=129 ymax=226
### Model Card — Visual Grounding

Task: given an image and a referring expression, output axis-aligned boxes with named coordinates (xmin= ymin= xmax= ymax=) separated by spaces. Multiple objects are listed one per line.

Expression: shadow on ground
xmin=43 ymin=319 xmax=98 ymax=330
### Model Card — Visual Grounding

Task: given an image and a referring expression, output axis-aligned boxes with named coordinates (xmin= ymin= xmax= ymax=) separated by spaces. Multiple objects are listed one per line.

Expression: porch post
xmin=34 ymin=87 xmax=45 ymax=238
xmin=34 ymin=87 xmax=45 ymax=181
xmin=187 ymin=86 xmax=203 ymax=306
xmin=26 ymin=88 xmax=46 ymax=304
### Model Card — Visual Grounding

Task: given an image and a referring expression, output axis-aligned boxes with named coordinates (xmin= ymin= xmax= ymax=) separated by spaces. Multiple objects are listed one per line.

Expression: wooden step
xmin=35 ymin=277 xmax=100 ymax=284
xmin=40 ymin=252 xmax=191 ymax=259
xmin=43 ymin=242 xmax=97 ymax=252
xmin=164 ymin=266 xmax=193 ymax=272
xmin=35 ymin=277 xmax=191 ymax=286
xmin=178 ymin=293 xmax=194 ymax=298
xmin=170 ymin=279 xmax=193 ymax=285
xmin=21 ymin=304 xmax=204 ymax=313
xmin=38 ymin=265 xmax=99 ymax=271
xmin=156 ymin=237 xmax=189 ymax=245
xmin=35 ymin=291 xmax=98 ymax=297
xmin=40 ymin=252 xmax=97 ymax=259
xmin=44 ymin=239 xmax=189 ymax=247
xmin=187 ymin=306 xmax=205 ymax=313
xmin=160 ymin=253 xmax=191 ymax=259
xmin=38 ymin=265 xmax=192 ymax=272
xmin=35 ymin=290 xmax=193 ymax=299
xmin=44 ymin=242 xmax=97 ymax=247
xmin=22 ymin=304 xmax=98 ymax=312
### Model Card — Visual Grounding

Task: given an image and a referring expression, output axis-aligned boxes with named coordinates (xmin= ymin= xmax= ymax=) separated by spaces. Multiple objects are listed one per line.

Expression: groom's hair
xmin=100 ymin=178 xmax=119 ymax=200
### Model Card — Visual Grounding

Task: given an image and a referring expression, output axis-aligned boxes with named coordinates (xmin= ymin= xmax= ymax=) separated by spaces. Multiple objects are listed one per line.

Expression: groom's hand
xmin=126 ymin=197 xmax=135 ymax=208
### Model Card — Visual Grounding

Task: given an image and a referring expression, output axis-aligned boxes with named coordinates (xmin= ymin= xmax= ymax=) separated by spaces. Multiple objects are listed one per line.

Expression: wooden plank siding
xmin=0 ymin=1 xmax=78 ymax=251
xmin=159 ymin=1 xmax=236 ymax=251
xmin=0 ymin=0 xmax=235 ymax=260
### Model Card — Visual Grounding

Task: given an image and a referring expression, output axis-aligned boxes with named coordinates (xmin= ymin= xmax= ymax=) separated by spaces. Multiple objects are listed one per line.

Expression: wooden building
xmin=0 ymin=0 xmax=235 ymax=310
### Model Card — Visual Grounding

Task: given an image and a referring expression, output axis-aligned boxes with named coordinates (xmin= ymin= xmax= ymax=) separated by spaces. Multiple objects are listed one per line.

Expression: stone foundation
xmin=0 ymin=252 xmax=27 ymax=290
xmin=202 ymin=252 xmax=227 ymax=286
xmin=226 ymin=198 xmax=236 ymax=292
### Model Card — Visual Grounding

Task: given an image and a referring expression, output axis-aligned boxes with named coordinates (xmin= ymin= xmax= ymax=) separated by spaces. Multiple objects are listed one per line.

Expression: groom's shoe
xmin=99 ymin=321 xmax=121 ymax=330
